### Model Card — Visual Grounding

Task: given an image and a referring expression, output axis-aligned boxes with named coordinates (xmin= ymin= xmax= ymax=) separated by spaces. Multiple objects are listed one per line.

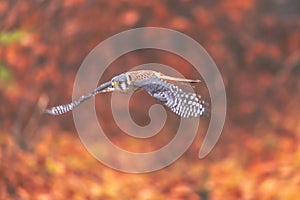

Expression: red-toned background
xmin=1 ymin=0 xmax=299 ymax=199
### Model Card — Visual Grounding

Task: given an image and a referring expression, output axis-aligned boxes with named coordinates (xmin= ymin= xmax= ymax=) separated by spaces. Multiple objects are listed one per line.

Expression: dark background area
xmin=0 ymin=0 xmax=299 ymax=199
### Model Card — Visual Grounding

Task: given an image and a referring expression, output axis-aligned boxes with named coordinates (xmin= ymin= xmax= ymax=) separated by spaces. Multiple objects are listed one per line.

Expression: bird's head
xmin=111 ymin=73 xmax=130 ymax=92
xmin=98 ymin=73 xmax=132 ymax=93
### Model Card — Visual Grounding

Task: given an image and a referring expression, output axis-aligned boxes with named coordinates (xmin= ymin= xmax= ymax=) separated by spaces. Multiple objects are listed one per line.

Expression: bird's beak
xmin=99 ymin=86 xmax=115 ymax=93
xmin=94 ymin=81 xmax=114 ymax=94
xmin=98 ymin=81 xmax=118 ymax=93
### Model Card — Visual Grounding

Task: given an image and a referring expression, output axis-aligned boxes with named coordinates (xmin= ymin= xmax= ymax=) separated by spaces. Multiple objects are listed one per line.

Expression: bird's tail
xmin=158 ymin=74 xmax=201 ymax=83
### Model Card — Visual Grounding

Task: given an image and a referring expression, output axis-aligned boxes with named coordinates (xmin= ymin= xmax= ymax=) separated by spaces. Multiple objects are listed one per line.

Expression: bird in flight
xmin=44 ymin=70 xmax=209 ymax=118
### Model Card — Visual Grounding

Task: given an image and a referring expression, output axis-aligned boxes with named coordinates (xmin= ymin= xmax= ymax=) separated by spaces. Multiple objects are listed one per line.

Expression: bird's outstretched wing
xmin=43 ymin=94 xmax=93 ymax=115
xmin=136 ymin=77 xmax=209 ymax=118
xmin=44 ymin=81 xmax=112 ymax=115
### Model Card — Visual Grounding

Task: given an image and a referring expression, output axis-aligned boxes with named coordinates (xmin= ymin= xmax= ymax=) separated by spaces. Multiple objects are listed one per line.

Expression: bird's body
xmin=44 ymin=70 xmax=209 ymax=118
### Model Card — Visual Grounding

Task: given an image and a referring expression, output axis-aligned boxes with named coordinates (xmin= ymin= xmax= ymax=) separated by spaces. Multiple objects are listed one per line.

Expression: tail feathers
xmin=159 ymin=75 xmax=201 ymax=83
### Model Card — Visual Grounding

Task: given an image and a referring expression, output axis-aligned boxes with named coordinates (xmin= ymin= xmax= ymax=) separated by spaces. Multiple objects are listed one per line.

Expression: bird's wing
xmin=135 ymin=78 xmax=209 ymax=118
xmin=43 ymin=94 xmax=93 ymax=115
xmin=44 ymin=81 xmax=112 ymax=115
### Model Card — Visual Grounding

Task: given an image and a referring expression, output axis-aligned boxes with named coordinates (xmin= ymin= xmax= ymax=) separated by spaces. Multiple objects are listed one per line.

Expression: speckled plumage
xmin=139 ymin=77 xmax=207 ymax=118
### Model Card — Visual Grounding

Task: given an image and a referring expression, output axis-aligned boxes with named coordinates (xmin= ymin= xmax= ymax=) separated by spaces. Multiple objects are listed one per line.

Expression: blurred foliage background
xmin=0 ymin=0 xmax=300 ymax=199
